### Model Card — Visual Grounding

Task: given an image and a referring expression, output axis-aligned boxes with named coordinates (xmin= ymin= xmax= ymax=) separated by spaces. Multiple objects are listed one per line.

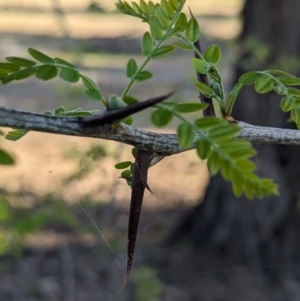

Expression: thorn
xmin=141 ymin=180 xmax=153 ymax=194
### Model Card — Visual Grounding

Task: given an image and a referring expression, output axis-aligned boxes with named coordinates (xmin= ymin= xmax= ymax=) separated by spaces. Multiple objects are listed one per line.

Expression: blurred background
xmin=1 ymin=0 xmax=300 ymax=300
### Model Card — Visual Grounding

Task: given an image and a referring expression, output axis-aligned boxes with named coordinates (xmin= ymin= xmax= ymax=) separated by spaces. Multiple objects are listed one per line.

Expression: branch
xmin=1 ymin=106 xmax=300 ymax=155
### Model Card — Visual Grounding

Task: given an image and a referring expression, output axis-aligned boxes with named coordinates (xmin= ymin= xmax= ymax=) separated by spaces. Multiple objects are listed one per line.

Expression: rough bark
xmin=170 ymin=0 xmax=300 ymax=276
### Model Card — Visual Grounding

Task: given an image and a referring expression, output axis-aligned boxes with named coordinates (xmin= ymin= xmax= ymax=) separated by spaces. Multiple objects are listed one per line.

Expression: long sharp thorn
xmin=82 ymin=91 xmax=175 ymax=126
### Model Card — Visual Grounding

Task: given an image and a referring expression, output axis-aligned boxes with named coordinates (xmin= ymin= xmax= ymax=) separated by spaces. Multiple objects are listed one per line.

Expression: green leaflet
xmin=115 ymin=161 xmax=132 ymax=169
xmin=177 ymin=123 xmax=194 ymax=149
xmin=204 ymin=45 xmax=221 ymax=64
xmin=192 ymin=58 xmax=208 ymax=75
xmin=126 ymin=58 xmax=138 ymax=78
xmin=28 ymin=47 xmax=54 ymax=63
xmin=151 ymin=109 xmax=173 ymax=127
xmin=36 ymin=65 xmax=58 ymax=81
xmin=239 ymin=72 xmax=261 ymax=85
xmin=60 ymin=68 xmax=80 ymax=83
xmin=185 ymin=17 xmax=200 ymax=43
xmin=174 ymin=102 xmax=207 ymax=113
xmin=141 ymin=32 xmax=153 ymax=56
xmin=254 ymin=76 xmax=274 ymax=93
xmin=0 ymin=148 xmax=15 ymax=165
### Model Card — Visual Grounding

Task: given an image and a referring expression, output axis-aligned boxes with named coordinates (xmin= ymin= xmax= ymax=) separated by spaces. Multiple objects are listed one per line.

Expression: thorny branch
xmin=1 ymin=106 xmax=300 ymax=152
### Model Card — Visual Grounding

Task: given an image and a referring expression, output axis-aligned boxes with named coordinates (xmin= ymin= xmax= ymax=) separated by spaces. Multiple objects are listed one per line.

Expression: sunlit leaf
xmin=239 ymin=72 xmax=261 ymax=85
xmin=281 ymin=95 xmax=294 ymax=112
xmin=254 ymin=76 xmax=274 ymax=93
xmin=151 ymin=46 xmax=175 ymax=58
xmin=194 ymin=81 xmax=215 ymax=97
xmin=192 ymin=58 xmax=208 ymax=75
xmin=204 ymin=45 xmax=221 ymax=64
xmin=186 ymin=17 xmax=200 ymax=43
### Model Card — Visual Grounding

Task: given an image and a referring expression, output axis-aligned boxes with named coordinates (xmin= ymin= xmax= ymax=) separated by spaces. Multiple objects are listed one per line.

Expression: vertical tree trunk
xmin=170 ymin=0 xmax=300 ymax=271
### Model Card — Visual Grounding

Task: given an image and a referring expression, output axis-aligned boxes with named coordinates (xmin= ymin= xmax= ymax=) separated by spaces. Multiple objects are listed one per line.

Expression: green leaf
xmin=254 ymin=76 xmax=274 ymax=94
xmin=14 ymin=67 xmax=36 ymax=80
xmin=239 ymin=72 xmax=261 ymax=85
xmin=274 ymin=84 xmax=288 ymax=95
xmin=60 ymin=68 xmax=80 ymax=83
xmin=122 ymin=116 xmax=133 ymax=125
xmin=5 ymin=129 xmax=28 ymax=141
xmin=28 ymin=47 xmax=54 ymax=63
xmin=0 ymin=63 xmax=20 ymax=73
xmin=141 ymin=31 xmax=153 ymax=56
xmin=194 ymin=116 xmax=225 ymax=130
xmin=177 ymin=123 xmax=194 ymax=149
xmin=54 ymin=57 xmax=76 ymax=68
xmin=207 ymin=151 xmax=220 ymax=175
xmin=151 ymin=109 xmax=173 ymax=127
xmin=196 ymin=138 xmax=211 ymax=160
xmin=281 ymin=95 xmax=294 ymax=112
xmin=287 ymin=88 xmax=300 ymax=97
xmin=175 ymin=12 xmax=187 ymax=31
xmin=194 ymin=81 xmax=215 ymax=97
xmin=204 ymin=45 xmax=221 ymax=64
xmin=6 ymin=56 xmax=36 ymax=67
xmin=192 ymin=58 xmax=208 ymax=75
xmin=134 ymin=70 xmax=152 ymax=82
xmin=185 ymin=17 xmax=200 ymax=43
xmin=277 ymin=76 xmax=300 ymax=86
xmin=155 ymin=7 xmax=170 ymax=30
xmin=209 ymin=125 xmax=241 ymax=142
xmin=151 ymin=45 xmax=175 ymax=58
xmin=149 ymin=16 xmax=164 ymax=40
xmin=160 ymin=0 xmax=175 ymax=19
xmin=123 ymin=95 xmax=139 ymax=104
xmin=121 ymin=169 xmax=132 ymax=178
xmin=36 ymin=65 xmax=58 ymax=81
xmin=172 ymin=42 xmax=193 ymax=51
xmin=227 ymin=82 xmax=241 ymax=98
xmin=0 ymin=148 xmax=14 ymax=165
xmin=174 ymin=102 xmax=208 ymax=113
xmin=81 ymin=74 xmax=99 ymax=90
xmin=2 ymin=74 xmax=15 ymax=85
xmin=115 ymin=161 xmax=132 ymax=169
xmin=126 ymin=58 xmax=138 ymax=78
xmin=85 ymin=89 xmax=102 ymax=101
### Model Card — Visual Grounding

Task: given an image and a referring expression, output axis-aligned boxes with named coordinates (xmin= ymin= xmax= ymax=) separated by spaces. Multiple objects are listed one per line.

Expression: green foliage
xmin=0 ymin=48 xmax=105 ymax=105
xmin=228 ymin=70 xmax=300 ymax=128
xmin=0 ymin=0 xmax=292 ymax=199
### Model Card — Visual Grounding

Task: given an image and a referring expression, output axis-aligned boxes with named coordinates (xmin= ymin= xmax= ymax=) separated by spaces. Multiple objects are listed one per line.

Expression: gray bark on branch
xmin=1 ymin=106 xmax=300 ymax=155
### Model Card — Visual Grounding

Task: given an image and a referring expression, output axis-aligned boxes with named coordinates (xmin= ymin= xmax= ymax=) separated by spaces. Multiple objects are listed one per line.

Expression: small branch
xmin=1 ymin=107 xmax=300 ymax=154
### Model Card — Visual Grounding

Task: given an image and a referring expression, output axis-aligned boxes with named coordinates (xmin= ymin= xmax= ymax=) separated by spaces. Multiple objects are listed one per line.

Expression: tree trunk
xmin=170 ymin=0 xmax=300 ymax=274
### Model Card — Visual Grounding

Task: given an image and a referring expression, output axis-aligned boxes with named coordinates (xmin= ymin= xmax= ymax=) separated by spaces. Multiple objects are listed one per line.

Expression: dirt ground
xmin=1 ymin=1 xmax=300 ymax=301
